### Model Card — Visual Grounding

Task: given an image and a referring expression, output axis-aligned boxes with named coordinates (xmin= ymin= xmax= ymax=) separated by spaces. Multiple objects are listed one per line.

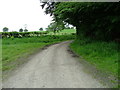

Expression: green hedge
xmin=1 ymin=31 xmax=49 ymax=38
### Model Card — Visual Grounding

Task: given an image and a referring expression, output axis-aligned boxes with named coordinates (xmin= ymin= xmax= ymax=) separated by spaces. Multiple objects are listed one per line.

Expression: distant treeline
xmin=1 ymin=32 xmax=49 ymax=38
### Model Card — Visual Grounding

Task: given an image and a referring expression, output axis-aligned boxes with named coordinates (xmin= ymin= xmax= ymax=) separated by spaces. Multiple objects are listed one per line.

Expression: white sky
xmin=0 ymin=0 xmax=52 ymax=32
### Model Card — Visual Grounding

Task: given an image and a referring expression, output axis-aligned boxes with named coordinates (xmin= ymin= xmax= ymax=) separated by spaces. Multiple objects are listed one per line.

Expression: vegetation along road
xmin=3 ymin=41 xmax=106 ymax=88
xmin=2 ymin=2 xmax=119 ymax=88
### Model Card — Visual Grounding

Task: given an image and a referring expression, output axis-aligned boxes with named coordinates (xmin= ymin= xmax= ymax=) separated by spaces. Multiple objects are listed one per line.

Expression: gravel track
xmin=3 ymin=41 xmax=106 ymax=88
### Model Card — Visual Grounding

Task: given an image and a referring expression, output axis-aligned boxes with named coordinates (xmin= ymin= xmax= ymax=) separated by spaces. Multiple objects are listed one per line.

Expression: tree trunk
xmin=76 ymin=26 xmax=81 ymax=39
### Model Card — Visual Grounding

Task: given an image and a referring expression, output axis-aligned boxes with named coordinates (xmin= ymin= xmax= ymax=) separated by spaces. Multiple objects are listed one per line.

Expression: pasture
xmin=47 ymin=29 xmax=76 ymax=35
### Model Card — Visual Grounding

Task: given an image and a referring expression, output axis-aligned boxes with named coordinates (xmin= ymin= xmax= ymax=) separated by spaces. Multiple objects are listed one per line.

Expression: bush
xmin=1 ymin=31 xmax=49 ymax=38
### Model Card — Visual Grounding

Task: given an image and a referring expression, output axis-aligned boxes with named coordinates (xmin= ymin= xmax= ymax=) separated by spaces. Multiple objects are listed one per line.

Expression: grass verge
xmin=70 ymin=39 xmax=119 ymax=87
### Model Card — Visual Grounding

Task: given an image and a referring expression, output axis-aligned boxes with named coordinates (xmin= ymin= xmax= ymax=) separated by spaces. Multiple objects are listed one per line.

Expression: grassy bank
xmin=2 ymin=35 xmax=75 ymax=72
xmin=70 ymin=39 xmax=119 ymax=78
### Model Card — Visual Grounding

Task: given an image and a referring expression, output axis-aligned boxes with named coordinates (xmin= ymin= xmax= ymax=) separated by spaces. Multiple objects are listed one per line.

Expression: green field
xmin=70 ymin=39 xmax=119 ymax=78
xmin=31 ymin=29 xmax=76 ymax=35
xmin=2 ymin=35 xmax=75 ymax=72
xmin=48 ymin=29 xmax=76 ymax=35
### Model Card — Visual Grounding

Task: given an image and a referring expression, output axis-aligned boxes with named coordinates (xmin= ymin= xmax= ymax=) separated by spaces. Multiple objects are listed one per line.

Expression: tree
xmin=41 ymin=2 xmax=120 ymax=40
xmin=19 ymin=28 xmax=23 ymax=32
xmin=47 ymin=20 xmax=65 ymax=33
xmin=45 ymin=28 xmax=48 ymax=31
xmin=3 ymin=27 xmax=9 ymax=32
xmin=47 ymin=22 xmax=57 ymax=33
xmin=24 ymin=29 xmax=28 ymax=32
xmin=39 ymin=28 xmax=43 ymax=31
xmin=24 ymin=24 xmax=28 ymax=32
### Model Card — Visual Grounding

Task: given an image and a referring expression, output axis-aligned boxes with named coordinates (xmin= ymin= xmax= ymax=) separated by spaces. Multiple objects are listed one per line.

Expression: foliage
xmin=1 ymin=31 xmax=49 ymax=38
xmin=47 ymin=21 xmax=65 ymax=33
xmin=42 ymin=2 xmax=120 ymax=40
xmin=19 ymin=28 xmax=23 ymax=32
xmin=39 ymin=27 xmax=43 ymax=31
xmin=70 ymin=39 xmax=119 ymax=78
xmin=24 ymin=29 xmax=28 ymax=32
xmin=64 ymin=24 xmax=71 ymax=29
xmin=3 ymin=27 xmax=9 ymax=32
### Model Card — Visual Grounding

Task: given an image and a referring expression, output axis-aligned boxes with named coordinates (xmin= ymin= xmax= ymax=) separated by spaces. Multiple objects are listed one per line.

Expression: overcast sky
xmin=0 ymin=0 xmax=52 ymax=32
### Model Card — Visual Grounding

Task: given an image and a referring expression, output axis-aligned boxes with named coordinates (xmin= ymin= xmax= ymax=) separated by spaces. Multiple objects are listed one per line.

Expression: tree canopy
xmin=24 ymin=29 xmax=28 ymax=32
xmin=3 ymin=27 xmax=9 ymax=32
xmin=39 ymin=28 xmax=43 ymax=31
xmin=47 ymin=19 xmax=65 ymax=33
xmin=42 ymin=2 xmax=120 ymax=40
xmin=19 ymin=28 xmax=23 ymax=32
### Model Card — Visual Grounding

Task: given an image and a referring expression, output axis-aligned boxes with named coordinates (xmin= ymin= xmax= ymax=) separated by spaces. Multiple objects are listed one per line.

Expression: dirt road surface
xmin=3 ymin=41 xmax=106 ymax=88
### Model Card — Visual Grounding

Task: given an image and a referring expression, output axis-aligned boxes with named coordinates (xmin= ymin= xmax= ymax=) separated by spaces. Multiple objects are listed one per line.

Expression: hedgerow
xmin=1 ymin=31 xmax=49 ymax=38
